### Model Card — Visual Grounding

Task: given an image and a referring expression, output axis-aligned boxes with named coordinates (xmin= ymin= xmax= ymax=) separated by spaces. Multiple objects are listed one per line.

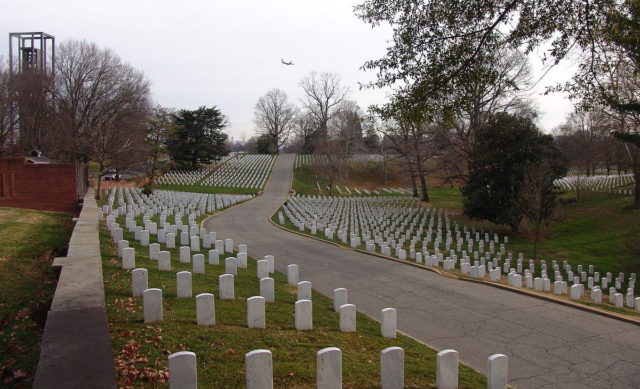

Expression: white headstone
xmin=177 ymin=271 xmax=192 ymax=298
xmin=208 ymin=249 xmax=219 ymax=265
xmin=192 ymin=254 xmax=205 ymax=274
xmin=166 ymin=232 xmax=176 ymax=249
xmin=143 ymin=288 xmax=163 ymax=323
xmin=317 ymin=347 xmax=341 ymax=389
xmin=179 ymin=246 xmax=191 ymax=263
xmin=297 ymin=281 xmax=312 ymax=301
xmin=158 ymin=251 xmax=171 ymax=271
xmin=381 ymin=308 xmax=397 ymax=339
xmin=237 ymin=252 xmax=248 ymax=269
xmin=140 ymin=230 xmax=150 ymax=246
xmin=436 ymin=349 xmax=458 ymax=389
xmin=149 ymin=243 xmax=160 ymax=260
xmin=339 ymin=304 xmax=356 ymax=332
xmin=247 ymin=296 xmax=266 ymax=329
xmin=196 ymin=293 xmax=215 ymax=325
xmin=260 ymin=277 xmax=275 ymax=303
xmin=245 ymin=349 xmax=273 ymax=389
xmin=381 ymin=346 xmax=404 ymax=389
xmin=238 ymin=244 xmax=247 ymax=254
xmin=487 ymin=354 xmax=508 ymax=389
xmin=117 ymin=240 xmax=129 ymax=258
xmin=190 ymin=235 xmax=200 ymax=252
xmin=264 ymin=255 xmax=275 ymax=273
xmin=219 ymin=274 xmax=234 ymax=300
xmin=168 ymin=351 xmax=197 ymax=389
xmin=257 ymin=260 xmax=269 ymax=279
xmin=215 ymin=239 xmax=224 ymax=253
xmin=132 ymin=268 xmax=148 ymax=297
xmin=333 ymin=288 xmax=347 ymax=312
xmin=295 ymin=299 xmax=313 ymax=330
xmin=225 ymin=257 xmax=238 ymax=276
xmin=287 ymin=264 xmax=299 ymax=285
xmin=224 ymin=238 xmax=234 ymax=253
xmin=122 ymin=247 xmax=135 ymax=270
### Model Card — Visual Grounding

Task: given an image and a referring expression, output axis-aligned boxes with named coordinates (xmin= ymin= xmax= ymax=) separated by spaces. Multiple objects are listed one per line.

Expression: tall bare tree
xmin=254 ymin=88 xmax=296 ymax=153
xmin=146 ymin=105 xmax=176 ymax=184
xmin=434 ymin=48 xmax=533 ymax=185
xmin=52 ymin=40 xmax=151 ymax=198
xmin=0 ymin=64 xmax=19 ymax=155
xmin=299 ymin=71 xmax=349 ymax=142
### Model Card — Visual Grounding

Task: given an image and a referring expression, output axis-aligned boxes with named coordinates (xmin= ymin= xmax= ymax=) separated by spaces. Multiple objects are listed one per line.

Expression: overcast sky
xmin=1 ymin=0 xmax=576 ymax=141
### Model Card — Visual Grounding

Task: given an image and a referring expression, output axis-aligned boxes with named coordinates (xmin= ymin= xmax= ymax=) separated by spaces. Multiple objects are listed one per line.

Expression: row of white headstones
xmin=156 ymin=153 xmax=237 ymax=185
xmin=200 ymin=154 xmax=276 ymax=188
xmin=554 ymin=173 xmax=635 ymax=194
xmin=280 ymin=195 xmax=639 ymax=311
xmin=103 ymin=189 xmax=511 ymax=389
xmin=165 ymin=347 xmax=508 ymax=389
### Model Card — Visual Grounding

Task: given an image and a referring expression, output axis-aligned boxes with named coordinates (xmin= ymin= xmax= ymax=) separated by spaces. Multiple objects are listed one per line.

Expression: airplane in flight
xmin=281 ymin=59 xmax=294 ymax=66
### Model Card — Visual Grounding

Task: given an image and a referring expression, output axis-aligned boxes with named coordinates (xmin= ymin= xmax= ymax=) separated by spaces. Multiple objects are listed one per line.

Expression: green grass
xmin=154 ymin=184 xmax=260 ymax=195
xmin=102 ymin=213 xmax=486 ymax=388
xmin=292 ymin=165 xmax=411 ymax=197
xmin=0 ymin=207 xmax=73 ymax=388
xmin=506 ymin=192 xmax=640 ymax=276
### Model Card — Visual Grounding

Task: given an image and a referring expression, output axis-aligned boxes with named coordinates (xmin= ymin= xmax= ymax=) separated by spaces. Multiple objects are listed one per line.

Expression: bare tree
xmin=330 ymin=100 xmax=364 ymax=155
xmin=299 ymin=71 xmax=349 ymax=142
xmin=434 ymin=48 xmax=533 ymax=185
xmin=52 ymin=40 xmax=151 ymax=198
xmin=146 ymin=105 xmax=176 ymax=184
xmin=291 ymin=112 xmax=318 ymax=154
xmin=253 ymin=88 xmax=296 ymax=153
xmin=518 ymin=163 xmax=561 ymax=259
xmin=0 ymin=64 xmax=19 ymax=155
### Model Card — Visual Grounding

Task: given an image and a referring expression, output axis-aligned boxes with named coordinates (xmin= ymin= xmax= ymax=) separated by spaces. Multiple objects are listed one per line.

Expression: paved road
xmin=204 ymin=154 xmax=640 ymax=389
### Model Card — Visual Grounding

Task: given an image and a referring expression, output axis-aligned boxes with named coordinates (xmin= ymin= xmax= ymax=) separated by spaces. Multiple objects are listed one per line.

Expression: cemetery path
xmin=204 ymin=154 xmax=640 ymax=389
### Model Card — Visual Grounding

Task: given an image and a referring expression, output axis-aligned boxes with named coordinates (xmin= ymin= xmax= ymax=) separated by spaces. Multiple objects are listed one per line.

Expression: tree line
xmin=0 ymin=40 xmax=230 ymax=198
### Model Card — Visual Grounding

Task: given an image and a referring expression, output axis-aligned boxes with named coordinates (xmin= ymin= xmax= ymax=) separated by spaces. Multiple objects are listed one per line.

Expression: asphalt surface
xmin=204 ymin=153 xmax=640 ymax=389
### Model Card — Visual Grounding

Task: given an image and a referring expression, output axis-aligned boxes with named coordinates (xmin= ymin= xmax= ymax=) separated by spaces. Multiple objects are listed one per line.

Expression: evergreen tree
xmin=167 ymin=106 xmax=228 ymax=170
xmin=462 ymin=113 xmax=566 ymax=231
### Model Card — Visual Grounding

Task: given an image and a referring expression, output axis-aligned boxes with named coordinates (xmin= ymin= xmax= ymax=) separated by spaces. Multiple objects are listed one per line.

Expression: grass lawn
xmin=292 ymin=165 xmax=411 ymax=197
xmin=102 ymin=212 xmax=486 ymax=388
xmin=0 ymin=207 xmax=73 ymax=388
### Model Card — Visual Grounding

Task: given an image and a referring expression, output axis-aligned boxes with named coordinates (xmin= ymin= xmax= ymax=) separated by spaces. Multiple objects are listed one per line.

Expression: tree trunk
xmin=383 ymin=159 xmax=388 ymax=185
xmin=407 ymin=162 xmax=419 ymax=198
xmin=532 ymin=222 xmax=540 ymax=260
xmin=95 ymin=165 xmax=103 ymax=200
xmin=414 ymin=155 xmax=430 ymax=202
xmin=633 ymin=157 xmax=640 ymax=209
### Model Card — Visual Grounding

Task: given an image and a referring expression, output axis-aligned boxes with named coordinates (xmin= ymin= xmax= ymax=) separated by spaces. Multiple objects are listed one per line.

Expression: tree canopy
xmin=462 ymin=112 xmax=566 ymax=230
xmin=167 ymin=106 xmax=228 ymax=170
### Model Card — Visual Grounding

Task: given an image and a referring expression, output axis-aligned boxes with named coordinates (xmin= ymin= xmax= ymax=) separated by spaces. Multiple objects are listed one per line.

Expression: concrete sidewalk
xmin=34 ymin=189 xmax=116 ymax=389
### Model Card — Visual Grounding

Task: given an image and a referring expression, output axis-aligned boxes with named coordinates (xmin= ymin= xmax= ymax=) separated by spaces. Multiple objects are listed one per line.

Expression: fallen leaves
xmin=114 ymin=340 xmax=168 ymax=388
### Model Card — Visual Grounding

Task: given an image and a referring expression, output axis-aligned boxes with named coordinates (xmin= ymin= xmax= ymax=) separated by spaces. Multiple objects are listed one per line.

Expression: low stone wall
xmin=33 ymin=188 xmax=117 ymax=388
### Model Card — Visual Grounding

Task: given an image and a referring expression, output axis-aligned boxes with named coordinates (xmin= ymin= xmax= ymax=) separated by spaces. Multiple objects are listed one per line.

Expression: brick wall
xmin=0 ymin=157 xmax=80 ymax=214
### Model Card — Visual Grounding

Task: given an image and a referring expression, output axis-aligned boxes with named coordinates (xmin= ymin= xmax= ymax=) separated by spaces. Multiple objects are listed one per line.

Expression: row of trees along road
xmin=352 ymin=0 xmax=640 ymax=236
xmin=0 ymin=40 xmax=230 ymax=199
